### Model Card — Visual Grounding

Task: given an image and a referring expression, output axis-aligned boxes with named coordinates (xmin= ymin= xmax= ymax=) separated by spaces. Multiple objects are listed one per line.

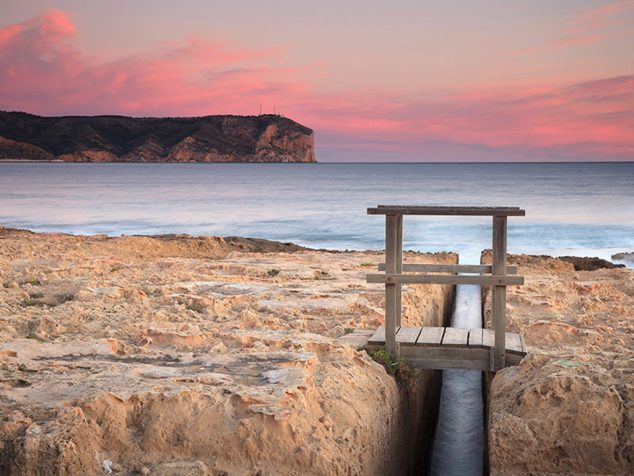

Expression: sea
xmin=0 ymin=162 xmax=632 ymax=264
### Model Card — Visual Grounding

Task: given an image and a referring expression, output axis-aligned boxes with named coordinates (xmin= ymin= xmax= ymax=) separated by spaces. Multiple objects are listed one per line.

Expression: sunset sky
xmin=1 ymin=1 xmax=633 ymax=162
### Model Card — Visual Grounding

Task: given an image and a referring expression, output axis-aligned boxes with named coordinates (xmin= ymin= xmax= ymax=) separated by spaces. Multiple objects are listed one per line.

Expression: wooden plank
xmin=408 ymin=359 xmax=490 ymax=371
xmin=385 ymin=215 xmax=398 ymax=356
xmin=367 ymin=273 xmax=524 ymax=286
xmin=402 ymin=345 xmax=488 ymax=359
xmin=492 ymin=215 xmax=508 ymax=370
xmin=401 ymin=346 xmax=491 ymax=370
xmin=396 ymin=326 xmax=422 ymax=345
xmin=368 ymin=206 xmax=525 ymax=216
xmin=399 ymin=344 xmax=524 ymax=370
xmin=368 ymin=326 xmax=386 ymax=345
xmin=395 ymin=215 xmax=403 ymax=328
xmin=506 ymin=352 xmax=524 ymax=366
xmin=413 ymin=359 xmax=490 ymax=371
xmin=482 ymin=329 xmax=495 ymax=348
xmin=416 ymin=327 xmax=445 ymax=346
xmin=441 ymin=327 xmax=469 ymax=347
xmin=378 ymin=263 xmax=518 ymax=274
xmin=470 ymin=330 xmax=524 ymax=354
xmin=468 ymin=328 xmax=483 ymax=347
xmin=506 ymin=333 xmax=524 ymax=354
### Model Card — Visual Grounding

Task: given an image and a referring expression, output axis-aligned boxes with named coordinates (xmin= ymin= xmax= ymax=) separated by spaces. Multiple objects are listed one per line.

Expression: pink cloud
xmin=0 ymin=10 xmax=632 ymax=161
xmin=0 ymin=10 xmax=300 ymax=117
xmin=303 ymin=77 xmax=634 ymax=160
xmin=516 ymin=1 xmax=634 ymax=56
xmin=572 ymin=0 xmax=634 ymax=32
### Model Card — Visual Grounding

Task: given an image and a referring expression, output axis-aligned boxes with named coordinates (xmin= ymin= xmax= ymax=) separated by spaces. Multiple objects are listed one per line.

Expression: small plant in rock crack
xmin=366 ymin=348 xmax=400 ymax=375
xmin=366 ymin=348 xmax=415 ymax=379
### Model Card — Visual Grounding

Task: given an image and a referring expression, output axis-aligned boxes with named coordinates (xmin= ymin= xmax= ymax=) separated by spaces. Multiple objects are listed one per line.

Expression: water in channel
xmin=429 ymin=282 xmax=484 ymax=475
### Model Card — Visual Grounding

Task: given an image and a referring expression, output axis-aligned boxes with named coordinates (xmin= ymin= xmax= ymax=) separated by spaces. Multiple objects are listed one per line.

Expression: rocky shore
xmin=483 ymin=252 xmax=633 ymax=475
xmin=0 ymin=228 xmax=453 ymax=475
xmin=0 ymin=228 xmax=632 ymax=475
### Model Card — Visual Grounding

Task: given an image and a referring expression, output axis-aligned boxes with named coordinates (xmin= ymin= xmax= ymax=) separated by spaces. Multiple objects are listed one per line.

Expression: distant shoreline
xmin=0 ymin=225 xmax=630 ymax=268
xmin=1 ymin=160 xmax=633 ymax=164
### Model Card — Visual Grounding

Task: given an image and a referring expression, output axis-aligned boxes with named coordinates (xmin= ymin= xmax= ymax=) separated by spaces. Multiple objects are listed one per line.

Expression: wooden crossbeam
xmin=377 ymin=263 xmax=518 ymax=274
xmin=367 ymin=273 xmax=524 ymax=286
xmin=368 ymin=206 xmax=525 ymax=216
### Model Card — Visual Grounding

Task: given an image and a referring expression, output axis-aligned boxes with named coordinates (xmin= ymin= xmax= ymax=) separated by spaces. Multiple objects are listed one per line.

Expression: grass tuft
xmin=366 ymin=348 xmax=414 ymax=378
xmin=25 ymin=333 xmax=46 ymax=342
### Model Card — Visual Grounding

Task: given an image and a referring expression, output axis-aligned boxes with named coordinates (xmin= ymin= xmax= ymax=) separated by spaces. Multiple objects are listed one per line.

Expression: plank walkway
xmin=365 ymin=326 xmax=526 ymax=370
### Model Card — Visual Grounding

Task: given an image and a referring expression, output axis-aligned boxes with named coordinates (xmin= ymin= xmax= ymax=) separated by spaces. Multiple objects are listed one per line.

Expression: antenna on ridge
xmin=274 ymin=104 xmax=276 ymax=115
xmin=259 ymin=104 xmax=262 ymax=115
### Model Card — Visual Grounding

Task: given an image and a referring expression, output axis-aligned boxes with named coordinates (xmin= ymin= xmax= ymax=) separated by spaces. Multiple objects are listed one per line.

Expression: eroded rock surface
xmin=483 ymin=253 xmax=634 ymax=475
xmin=0 ymin=228 xmax=454 ymax=475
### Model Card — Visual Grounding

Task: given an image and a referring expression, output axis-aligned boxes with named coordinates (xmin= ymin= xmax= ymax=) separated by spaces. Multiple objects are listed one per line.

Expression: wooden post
xmin=395 ymin=215 xmax=403 ymax=328
xmin=492 ymin=215 xmax=507 ymax=370
xmin=385 ymin=215 xmax=398 ymax=356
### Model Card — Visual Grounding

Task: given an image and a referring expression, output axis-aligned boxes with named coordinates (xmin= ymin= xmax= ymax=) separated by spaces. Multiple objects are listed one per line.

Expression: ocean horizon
xmin=1 ymin=161 xmax=632 ymax=264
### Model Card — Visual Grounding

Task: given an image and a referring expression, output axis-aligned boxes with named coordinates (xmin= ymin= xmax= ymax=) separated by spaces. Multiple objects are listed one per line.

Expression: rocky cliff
xmin=0 ymin=112 xmax=316 ymax=163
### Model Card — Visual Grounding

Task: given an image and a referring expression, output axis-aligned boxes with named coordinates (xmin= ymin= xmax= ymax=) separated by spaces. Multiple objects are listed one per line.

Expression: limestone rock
xmin=0 ymin=112 xmax=316 ymax=163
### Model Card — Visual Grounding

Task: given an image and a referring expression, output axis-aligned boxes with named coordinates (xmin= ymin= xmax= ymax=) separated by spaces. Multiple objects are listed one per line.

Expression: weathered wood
xmin=395 ymin=215 xmax=403 ymax=328
xmin=505 ymin=352 xmax=524 ymax=366
xmin=368 ymin=206 xmax=525 ymax=216
xmin=482 ymin=329 xmax=495 ymax=348
xmin=367 ymin=326 xmax=527 ymax=369
xmin=468 ymin=328 xmax=483 ymax=347
xmin=506 ymin=332 xmax=523 ymax=354
xmin=385 ymin=215 xmax=398 ymax=356
xmin=417 ymin=327 xmax=445 ymax=346
xmin=378 ymin=263 xmax=518 ymax=274
xmin=409 ymin=359 xmax=491 ymax=371
xmin=441 ymin=327 xmax=470 ymax=346
xmin=367 ymin=273 xmax=524 ymax=286
xmin=368 ymin=326 xmax=386 ymax=345
xmin=492 ymin=215 xmax=508 ymax=370
xmin=396 ymin=326 xmax=422 ymax=345
xmin=400 ymin=346 xmax=491 ymax=371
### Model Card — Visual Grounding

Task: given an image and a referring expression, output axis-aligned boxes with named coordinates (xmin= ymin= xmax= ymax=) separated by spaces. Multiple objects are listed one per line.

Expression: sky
xmin=1 ymin=1 xmax=633 ymax=162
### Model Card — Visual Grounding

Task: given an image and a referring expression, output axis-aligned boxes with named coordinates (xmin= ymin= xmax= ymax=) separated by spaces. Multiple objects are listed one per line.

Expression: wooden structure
xmin=366 ymin=206 xmax=526 ymax=371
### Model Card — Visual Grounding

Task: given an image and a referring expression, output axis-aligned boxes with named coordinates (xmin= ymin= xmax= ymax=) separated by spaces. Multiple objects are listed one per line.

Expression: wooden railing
xmin=366 ymin=205 xmax=525 ymax=371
